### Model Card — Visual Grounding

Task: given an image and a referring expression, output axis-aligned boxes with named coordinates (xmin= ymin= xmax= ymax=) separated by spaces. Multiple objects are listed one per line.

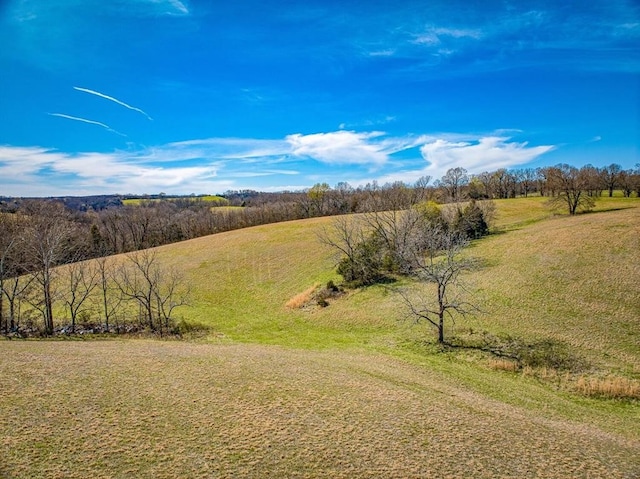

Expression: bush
xmin=453 ymin=200 xmax=489 ymax=239
xmin=337 ymin=236 xmax=387 ymax=286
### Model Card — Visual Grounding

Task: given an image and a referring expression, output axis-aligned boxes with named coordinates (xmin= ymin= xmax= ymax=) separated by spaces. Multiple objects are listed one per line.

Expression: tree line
xmin=0 ymin=202 xmax=188 ymax=336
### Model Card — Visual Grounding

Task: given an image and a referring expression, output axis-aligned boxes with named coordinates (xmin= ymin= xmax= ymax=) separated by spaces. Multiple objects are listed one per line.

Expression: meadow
xmin=122 ymin=195 xmax=229 ymax=206
xmin=1 ymin=195 xmax=639 ymax=478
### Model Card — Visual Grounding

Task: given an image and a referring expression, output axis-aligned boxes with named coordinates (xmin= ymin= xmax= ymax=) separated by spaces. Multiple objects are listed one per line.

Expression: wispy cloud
xmin=48 ymin=113 xmax=126 ymax=136
xmin=149 ymin=0 xmax=190 ymax=16
xmin=74 ymin=87 xmax=153 ymax=120
xmin=0 ymin=131 xmax=555 ymax=196
xmin=412 ymin=27 xmax=482 ymax=46
xmin=352 ymin=2 xmax=640 ymax=75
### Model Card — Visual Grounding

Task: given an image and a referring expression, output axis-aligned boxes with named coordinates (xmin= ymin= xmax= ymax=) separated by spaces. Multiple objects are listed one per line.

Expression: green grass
xmin=1 ymin=195 xmax=639 ymax=478
xmin=122 ymin=195 xmax=229 ymax=206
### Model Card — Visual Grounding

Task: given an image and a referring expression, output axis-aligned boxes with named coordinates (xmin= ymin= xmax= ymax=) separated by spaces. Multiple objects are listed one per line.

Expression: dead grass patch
xmin=285 ymin=284 xmax=320 ymax=309
xmin=487 ymin=358 xmax=520 ymax=372
xmin=574 ymin=375 xmax=640 ymax=400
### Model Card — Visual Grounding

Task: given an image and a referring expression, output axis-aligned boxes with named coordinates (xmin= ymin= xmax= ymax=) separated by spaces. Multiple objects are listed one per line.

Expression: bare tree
xmin=580 ymin=164 xmax=603 ymax=197
xmin=62 ymin=261 xmax=99 ymax=333
xmin=318 ymin=215 xmax=386 ymax=285
xmin=0 ymin=214 xmax=17 ymax=332
xmin=544 ymin=164 xmax=596 ymax=215
xmin=21 ymin=202 xmax=76 ymax=335
xmin=94 ymin=256 xmax=123 ymax=333
xmin=516 ymin=168 xmax=539 ymax=197
xmin=116 ymin=249 xmax=189 ymax=334
xmin=397 ymin=229 xmax=476 ymax=344
xmin=440 ymin=167 xmax=469 ymax=203
xmin=600 ymin=163 xmax=622 ymax=197
xmin=617 ymin=169 xmax=636 ymax=198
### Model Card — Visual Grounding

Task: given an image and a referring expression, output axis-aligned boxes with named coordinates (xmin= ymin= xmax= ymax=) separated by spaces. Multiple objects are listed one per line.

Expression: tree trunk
xmin=44 ymin=279 xmax=54 ymax=335
xmin=0 ymin=285 xmax=4 ymax=333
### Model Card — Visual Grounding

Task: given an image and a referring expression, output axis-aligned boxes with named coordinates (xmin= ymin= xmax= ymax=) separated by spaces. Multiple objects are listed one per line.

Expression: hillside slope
xmin=1 ymin=197 xmax=639 ymax=478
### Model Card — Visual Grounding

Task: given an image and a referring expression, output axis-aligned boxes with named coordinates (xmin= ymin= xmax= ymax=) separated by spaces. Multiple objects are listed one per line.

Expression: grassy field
xmin=1 ymin=195 xmax=639 ymax=478
xmin=122 ymin=195 xmax=229 ymax=206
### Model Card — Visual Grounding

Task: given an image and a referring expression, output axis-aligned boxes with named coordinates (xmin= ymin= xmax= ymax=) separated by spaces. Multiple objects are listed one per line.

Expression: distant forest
xmin=2 ymin=163 xmax=639 ymax=259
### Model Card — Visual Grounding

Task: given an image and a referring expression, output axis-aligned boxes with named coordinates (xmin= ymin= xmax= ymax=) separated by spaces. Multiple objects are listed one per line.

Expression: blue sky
xmin=0 ymin=0 xmax=638 ymax=196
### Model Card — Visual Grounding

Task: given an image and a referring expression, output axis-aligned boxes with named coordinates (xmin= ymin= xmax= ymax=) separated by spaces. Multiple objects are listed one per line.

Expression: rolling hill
xmin=1 ymin=196 xmax=638 ymax=478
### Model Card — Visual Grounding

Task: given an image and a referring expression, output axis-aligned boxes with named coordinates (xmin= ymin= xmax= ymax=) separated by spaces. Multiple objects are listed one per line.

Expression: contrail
xmin=73 ymin=86 xmax=153 ymax=120
xmin=48 ymin=113 xmax=126 ymax=136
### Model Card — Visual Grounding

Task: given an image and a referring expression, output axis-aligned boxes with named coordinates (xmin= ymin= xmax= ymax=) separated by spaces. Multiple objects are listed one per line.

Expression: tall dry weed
xmin=285 ymin=285 xmax=319 ymax=309
xmin=487 ymin=358 xmax=520 ymax=372
xmin=574 ymin=376 xmax=640 ymax=400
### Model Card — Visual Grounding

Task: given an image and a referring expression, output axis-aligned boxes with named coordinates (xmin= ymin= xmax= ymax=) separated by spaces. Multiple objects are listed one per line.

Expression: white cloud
xmin=286 ymin=130 xmax=393 ymax=166
xmin=0 ymin=146 xmax=222 ymax=196
xmin=0 ymin=131 xmax=555 ymax=196
xmin=420 ymin=136 xmax=554 ymax=175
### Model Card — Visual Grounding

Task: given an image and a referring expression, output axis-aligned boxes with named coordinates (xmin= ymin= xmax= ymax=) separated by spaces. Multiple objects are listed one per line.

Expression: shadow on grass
xmin=411 ymin=330 xmax=590 ymax=373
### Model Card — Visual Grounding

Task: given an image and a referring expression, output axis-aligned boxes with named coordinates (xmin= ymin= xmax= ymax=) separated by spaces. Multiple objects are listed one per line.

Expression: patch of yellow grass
xmin=574 ymin=376 xmax=640 ymax=400
xmin=486 ymin=358 xmax=519 ymax=372
xmin=285 ymin=284 xmax=319 ymax=309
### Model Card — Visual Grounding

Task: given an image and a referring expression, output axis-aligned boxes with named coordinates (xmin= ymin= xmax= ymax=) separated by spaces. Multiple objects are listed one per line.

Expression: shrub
xmin=453 ymin=200 xmax=489 ymax=239
xmin=337 ymin=236 xmax=386 ymax=286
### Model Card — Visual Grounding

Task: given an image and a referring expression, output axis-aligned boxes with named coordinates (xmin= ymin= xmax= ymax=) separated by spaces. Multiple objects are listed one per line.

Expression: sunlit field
xmin=1 ymin=196 xmax=639 ymax=478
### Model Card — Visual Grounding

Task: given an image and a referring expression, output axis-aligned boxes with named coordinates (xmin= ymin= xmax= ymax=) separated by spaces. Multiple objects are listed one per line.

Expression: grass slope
xmin=1 ymin=196 xmax=639 ymax=478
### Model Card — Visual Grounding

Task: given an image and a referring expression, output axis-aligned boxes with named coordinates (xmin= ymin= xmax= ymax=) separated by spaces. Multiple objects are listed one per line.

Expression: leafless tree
xmin=544 ymin=164 xmax=596 ymax=215
xmin=362 ymin=208 xmax=425 ymax=274
xmin=116 ymin=249 xmax=189 ymax=334
xmin=0 ymin=214 xmax=36 ymax=332
xmin=21 ymin=201 xmax=76 ymax=335
xmin=579 ymin=164 xmax=603 ymax=197
xmin=617 ymin=169 xmax=636 ymax=198
xmin=62 ymin=261 xmax=99 ymax=333
xmin=516 ymin=168 xmax=539 ymax=197
xmin=318 ymin=215 xmax=383 ymax=284
xmin=397 ymin=229 xmax=477 ymax=344
xmin=600 ymin=163 xmax=622 ymax=197
xmin=440 ymin=167 xmax=469 ymax=203
xmin=94 ymin=256 xmax=123 ymax=333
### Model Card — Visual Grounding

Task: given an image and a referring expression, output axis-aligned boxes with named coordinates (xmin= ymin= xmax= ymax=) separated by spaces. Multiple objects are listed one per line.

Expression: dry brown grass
xmin=1 ymin=340 xmax=639 ymax=479
xmin=487 ymin=358 xmax=520 ymax=372
xmin=286 ymin=284 xmax=320 ymax=309
xmin=574 ymin=376 xmax=640 ymax=400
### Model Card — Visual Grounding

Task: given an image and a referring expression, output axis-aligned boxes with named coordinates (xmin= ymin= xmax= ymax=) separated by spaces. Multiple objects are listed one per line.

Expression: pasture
xmin=1 ymin=196 xmax=639 ymax=478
